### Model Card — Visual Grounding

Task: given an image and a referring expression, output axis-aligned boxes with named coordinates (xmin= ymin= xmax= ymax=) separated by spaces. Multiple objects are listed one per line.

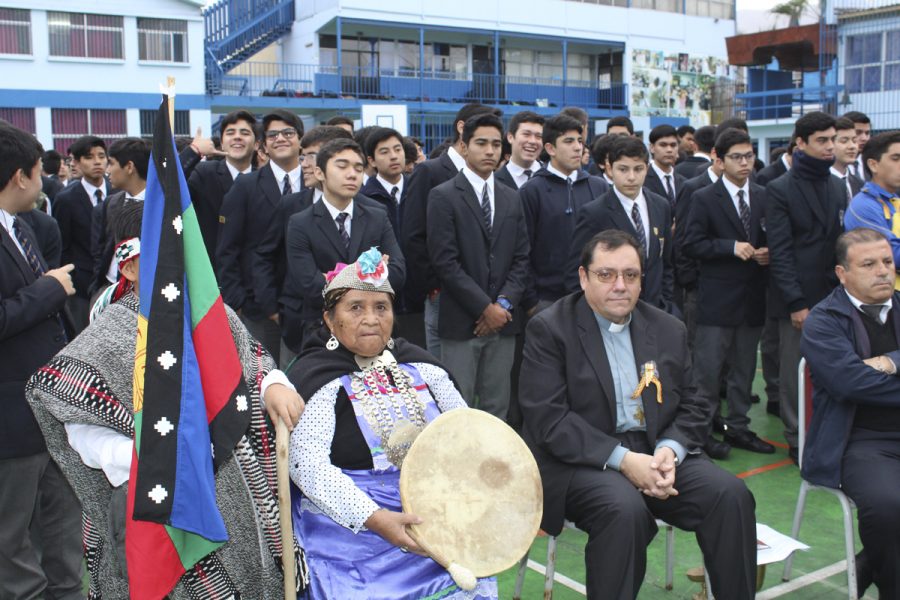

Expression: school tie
xmin=842 ymin=175 xmax=852 ymax=202
xmin=631 ymin=203 xmax=647 ymax=257
xmin=12 ymin=219 xmax=44 ymax=277
xmin=335 ymin=212 xmax=350 ymax=250
xmin=94 ymin=189 xmax=103 ymax=207
xmin=861 ymin=304 xmax=885 ymax=323
xmin=390 ymin=186 xmax=400 ymax=234
xmin=282 ymin=174 xmax=292 ymax=196
xmin=737 ymin=190 xmax=751 ymax=238
xmin=481 ymin=183 xmax=492 ymax=235
xmin=523 ymin=169 xmax=533 ymax=180
xmin=664 ymin=174 xmax=676 ymax=209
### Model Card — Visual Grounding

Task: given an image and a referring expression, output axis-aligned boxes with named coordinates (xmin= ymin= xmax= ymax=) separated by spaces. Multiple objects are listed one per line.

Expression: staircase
xmin=204 ymin=0 xmax=295 ymax=94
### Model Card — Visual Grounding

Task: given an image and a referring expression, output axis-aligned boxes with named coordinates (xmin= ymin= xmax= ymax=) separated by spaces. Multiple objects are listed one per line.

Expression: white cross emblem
xmin=236 ymin=394 xmax=248 ymax=412
xmin=162 ymin=158 xmax=167 ymax=169
xmin=173 ymin=215 xmax=183 ymax=235
xmin=154 ymin=417 xmax=174 ymax=436
xmin=161 ymin=283 xmax=180 ymax=303
xmin=158 ymin=350 xmax=177 ymax=370
xmin=148 ymin=484 xmax=168 ymax=504
xmin=210 ymin=442 xmax=215 ymax=459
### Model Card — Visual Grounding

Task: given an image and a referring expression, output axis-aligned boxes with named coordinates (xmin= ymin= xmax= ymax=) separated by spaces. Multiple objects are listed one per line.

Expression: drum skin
xmin=399 ymin=409 xmax=543 ymax=577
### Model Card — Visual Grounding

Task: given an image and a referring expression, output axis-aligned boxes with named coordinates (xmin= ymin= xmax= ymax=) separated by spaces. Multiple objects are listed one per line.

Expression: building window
xmin=845 ymin=32 xmax=882 ymax=93
xmin=631 ymin=0 xmax=681 ymax=14
xmin=138 ymin=18 xmax=188 ymax=63
xmin=0 ymin=8 xmax=31 ymax=55
xmin=51 ymin=108 xmax=126 ymax=152
xmin=0 ymin=108 xmax=35 ymax=133
xmin=685 ymin=0 xmax=734 ymax=19
xmin=139 ymin=109 xmax=190 ymax=137
xmin=48 ymin=12 xmax=123 ymax=59
xmin=884 ymin=30 xmax=900 ymax=91
xmin=424 ymin=43 xmax=467 ymax=78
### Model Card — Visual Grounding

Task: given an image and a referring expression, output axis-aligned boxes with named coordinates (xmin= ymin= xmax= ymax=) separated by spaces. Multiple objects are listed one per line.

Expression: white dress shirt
xmin=0 ymin=209 xmax=25 ymax=258
xmin=269 ymin=161 xmax=303 ymax=194
xmin=376 ymin=174 xmax=404 ymax=203
xmin=546 ymin=163 xmax=578 ymax=183
xmin=706 ymin=167 xmax=719 ymax=184
xmin=845 ymin=289 xmax=892 ymax=325
xmin=446 ymin=145 xmax=466 ymax=171
xmin=311 ymin=188 xmax=324 ymax=204
xmin=461 ymin=168 xmax=495 ymax=227
xmin=830 ymin=166 xmax=855 ymax=201
xmin=721 ymin=175 xmax=752 ymax=221
xmin=612 ymin=186 xmax=650 ymax=255
xmin=225 ymin=160 xmax=252 ymax=181
xmin=82 ymin=178 xmax=105 ymax=207
xmin=322 ymin=196 xmax=355 ymax=238
xmin=506 ymin=160 xmax=539 ymax=188
xmin=650 ymin=160 xmax=677 ymax=196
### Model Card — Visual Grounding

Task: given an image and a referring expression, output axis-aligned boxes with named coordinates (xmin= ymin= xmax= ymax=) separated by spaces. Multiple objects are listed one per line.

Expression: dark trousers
xmin=565 ymin=433 xmax=757 ymax=600
xmin=842 ymin=434 xmax=900 ymax=598
xmin=393 ymin=311 xmax=426 ymax=349
xmin=693 ymin=323 xmax=762 ymax=434
xmin=0 ymin=453 xmax=84 ymax=600
xmin=778 ymin=319 xmax=803 ymax=448
xmin=760 ymin=316 xmax=780 ymax=402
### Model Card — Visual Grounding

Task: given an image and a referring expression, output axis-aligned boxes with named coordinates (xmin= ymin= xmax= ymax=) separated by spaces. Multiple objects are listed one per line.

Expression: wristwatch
xmin=497 ymin=296 xmax=513 ymax=312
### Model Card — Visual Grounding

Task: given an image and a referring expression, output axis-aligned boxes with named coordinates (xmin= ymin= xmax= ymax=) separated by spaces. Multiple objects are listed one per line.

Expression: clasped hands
xmin=863 ymin=354 xmax=898 ymax=375
xmin=620 ymin=446 xmax=678 ymax=500
xmin=474 ymin=302 xmax=512 ymax=336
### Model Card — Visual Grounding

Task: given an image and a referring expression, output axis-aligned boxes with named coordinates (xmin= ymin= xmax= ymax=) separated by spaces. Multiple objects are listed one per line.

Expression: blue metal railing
xmin=216 ymin=61 xmax=629 ymax=110
xmin=735 ymin=84 xmax=844 ymax=120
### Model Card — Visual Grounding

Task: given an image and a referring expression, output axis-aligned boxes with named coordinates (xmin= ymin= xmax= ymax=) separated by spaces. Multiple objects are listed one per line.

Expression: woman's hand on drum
xmin=364 ymin=509 xmax=426 ymax=555
xmin=263 ymin=384 xmax=305 ymax=431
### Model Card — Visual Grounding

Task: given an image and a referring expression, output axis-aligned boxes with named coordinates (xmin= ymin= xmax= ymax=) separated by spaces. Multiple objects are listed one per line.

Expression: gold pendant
xmin=631 ymin=360 xmax=664 ymax=404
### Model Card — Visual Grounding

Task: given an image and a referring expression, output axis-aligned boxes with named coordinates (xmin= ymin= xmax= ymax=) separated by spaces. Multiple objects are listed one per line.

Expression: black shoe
xmin=766 ymin=401 xmax=780 ymax=417
xmin=724 ymin=430 xmax=776 ymax=454
xmin=712 ymin=416 xmax=727 ymax=434
xmin=751 ymin=393 xmax=761 ymax=404
xmin=856 ymin=549 xmax=873 ymax=597
xmin=788 ymin=446 xmax=799 ymax=465
xmin=704 ymin=438 xmax=731 ymax=459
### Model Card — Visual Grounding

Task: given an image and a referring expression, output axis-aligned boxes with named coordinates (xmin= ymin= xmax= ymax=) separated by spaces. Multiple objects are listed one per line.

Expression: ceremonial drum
xmin=399 ymin=409 xmax=543 ymax=588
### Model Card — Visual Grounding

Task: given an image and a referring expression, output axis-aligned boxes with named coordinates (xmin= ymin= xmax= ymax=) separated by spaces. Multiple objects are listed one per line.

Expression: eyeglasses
xmin=724 ymin=152 xmax=755 ymax=164
xmin=587 ymin=268 xmax=642 ymax=284
xmin=265 ymin=127 xmax=298 ymax=140
xmin=300 ymin=151 xmax=318 ymax=163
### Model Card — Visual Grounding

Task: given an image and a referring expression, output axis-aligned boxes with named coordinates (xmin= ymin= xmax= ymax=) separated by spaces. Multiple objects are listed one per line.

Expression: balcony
xmin=216 ymin=62 xmax=628 ymax=112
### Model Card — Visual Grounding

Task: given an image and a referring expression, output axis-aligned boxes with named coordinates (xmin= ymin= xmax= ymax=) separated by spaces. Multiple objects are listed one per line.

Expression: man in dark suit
xmin=674 ymin=125 xmax=714 ymax=179
xmin=495 ymin=111 xmax=544 ymax=190
xmin=566 ymin=136 xmax=675 ymax=313
xmin=520 ymin=229 xmax=757 ymax=599
xmin=218 ymin=109 xmax=304 ymax=364
xmin=801 ymin=228 xmax=900 ymax=599
xmin=0 ymin=123 xmax=82 ymax=600
xmin=831 ymin=116 xmax=865 ymax=203
xmin=188 ymin=110 xmax=257 ymax=270
xmin=40 ymin=150 xmax=65 ymax=210
xmin=766 ymin=111 xmax=847 ymax=462
xmin=426 ymin=113 xmax=530 ymax=420
xmin=683 ymin=128 xmax=774 ymax=455
xmin=756 ymin=143 xmax=792 ymax=187
xmin=90 ymin=138 xmax=150 ymax=297
xmin=53 ymin=135 xmax=111 ymax=332
xmin=403 ymin=103 xmax=499 ymax=357
xmin=644 ymin=124 xmax=685 ymax=211
xmin=254 ymin=125 xmax=354 ymax=360
xmin=286 ymin=138 xmax=405 ymax=343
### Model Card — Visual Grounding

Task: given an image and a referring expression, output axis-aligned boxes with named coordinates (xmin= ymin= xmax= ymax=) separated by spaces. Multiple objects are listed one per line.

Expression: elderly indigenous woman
xmin=26 ymin=202 xmax=308 ymax=599
xmin=284 ymin=248 xmax=498 ymax=599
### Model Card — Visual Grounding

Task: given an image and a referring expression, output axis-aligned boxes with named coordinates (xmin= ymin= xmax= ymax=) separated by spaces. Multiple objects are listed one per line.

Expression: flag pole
xmin=166 ymin=76 xmax=176 ymax=130
xmin=276 ymin=418 xmax=298 ymax=600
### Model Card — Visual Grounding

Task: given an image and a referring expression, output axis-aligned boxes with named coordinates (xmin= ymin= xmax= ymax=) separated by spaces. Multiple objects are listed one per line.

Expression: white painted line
xmin=756 ymin=560 xmax=849 ymax=599
xmin=527 ymin=559 xmax=587 ymax=596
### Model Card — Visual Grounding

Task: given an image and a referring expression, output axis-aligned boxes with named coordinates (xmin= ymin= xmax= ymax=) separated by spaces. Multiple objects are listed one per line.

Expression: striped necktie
xmin=12 ymin=219 xmax=44 ymax=277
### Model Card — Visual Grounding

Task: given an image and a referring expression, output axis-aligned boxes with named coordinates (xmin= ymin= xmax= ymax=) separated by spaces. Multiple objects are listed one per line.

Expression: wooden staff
xmin=276 ymin=417 xmax=298 ymax=600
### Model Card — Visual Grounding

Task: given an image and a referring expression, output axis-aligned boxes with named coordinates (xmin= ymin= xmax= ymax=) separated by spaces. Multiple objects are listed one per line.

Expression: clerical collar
xmin=594 ymin=310 xmax=632 ymax=333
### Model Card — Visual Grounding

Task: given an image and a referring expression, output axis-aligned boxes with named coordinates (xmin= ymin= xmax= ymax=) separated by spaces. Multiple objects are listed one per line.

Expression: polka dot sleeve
xmin=289 ymin=378 xmax=380 ymax=533
xmin=411 ymin=363 xmax=468 ymax=412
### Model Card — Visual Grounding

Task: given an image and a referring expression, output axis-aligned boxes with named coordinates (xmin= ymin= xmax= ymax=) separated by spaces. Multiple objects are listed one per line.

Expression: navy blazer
xmin=682 ymin=178 xmax=767 ymax=327
xmin=494 ymin=164 xmax=518 ymax=190
xmin=216 ymin=163 xmax=282 ymax=320
xmin=285 ymin=196 xmax=405 ymax=322
xmin=673 ymin=170 xmax=717 ymax=290
xmin=402 ymin=151 xmax=460 ymax=309
xmin=566 ymin=187 xmax=675 ymax=312
xmin=643 ymin=166 xmax=685 ymax=208
xmin=360 ymin=174 xmax=408 ymax=240
xmin=0 ymin=220 xmax=69 ymax=459
xmin=755 ymin=158 xmax=787 ymax=187
xmin=53 ymin=179 xmax=111 ymax=298
xmin=674 ymin=155 xmax=710 ymax=179
xmin=18 ymin=209 xmax=61 ymax=270
xmin=426 ymin=172 xmax=530 ymax=340
xmin=800 ymin=288 xmax=900 ymax=487
xmin=765 ymin=169 xmax=846 ymax=318
xmin=189 ymin=159 xmax=241 ymax=270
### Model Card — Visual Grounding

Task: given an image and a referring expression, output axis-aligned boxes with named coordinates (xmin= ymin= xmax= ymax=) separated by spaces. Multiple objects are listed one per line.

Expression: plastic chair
xmin=781 ymin=357 xmax=858 ymax=600
xmin=512 ymin=518 xmax=711 ymax=599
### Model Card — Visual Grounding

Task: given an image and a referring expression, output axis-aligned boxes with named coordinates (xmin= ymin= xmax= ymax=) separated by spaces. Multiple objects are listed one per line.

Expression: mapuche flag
xmin=125 ymin=94 xmax=252 ymax=598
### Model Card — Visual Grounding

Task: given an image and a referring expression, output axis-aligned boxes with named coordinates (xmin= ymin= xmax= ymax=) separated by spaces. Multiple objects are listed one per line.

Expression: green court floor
xmin=497 ymin=368 xmax=876 ymax=599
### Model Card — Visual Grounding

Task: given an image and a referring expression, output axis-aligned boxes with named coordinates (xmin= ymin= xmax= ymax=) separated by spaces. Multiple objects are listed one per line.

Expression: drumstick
xmin=407 ymin=527 xmax=477 ymax=591
xmin=276 ymin=417 xmax=298 ymax=600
